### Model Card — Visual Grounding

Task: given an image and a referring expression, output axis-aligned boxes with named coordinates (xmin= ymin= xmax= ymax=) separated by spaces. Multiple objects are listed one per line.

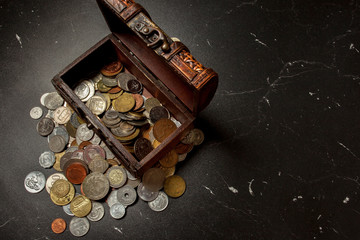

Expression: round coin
xmin=37 ymin=117 xmax=55 ymax=137
xmin=74 ymin=81 xmax=90 ymax=100
xmin=192 ymin=128 xmax=205 ymax=145
xmin=110 ymin=203 xmax=126 ymax=219
xmin=102 ymin=76 xmax=118 ymax=87
xmin=144 ymin=98 xmax=161 ymax=112
xmin=51 ymin=179 xmax=70 ymax=198
xmin=49 ymin=135 xmax=67 ymax=153
xmin=63 ymin=203 xmax=75 ymax=216
xmin=159 ymin=165 xmax=176 ymax=178
xmin=50 ymin=180 xmax=75 ymax=206
xmin=106 ymin=190 xmax=120 ymax=208
xmin=51 ymin=218 xmax=66 ymax=234
xmin=175 ymin=142 xmax=193 ymax=154
xmin=159 ymin=150 xmax=178 ymax=168
xmin=44 ymin=92 xmax=64 ymax=110
xmin=89 ymin=157 xmax=109 ymax=173
xmin=117 ymin=185 xmax=137 ymax=206
xmin=24 ymin=171 xmax=46 ymax=193
xmin=82 ymin=172 xmax=110 ymax=200
xmin=116 ymin=72 xmax=137 ymax=90
xmin=112 ymin=93 xmax=135 ymax=113
xmin=132 ymin=93 xmax=144 ymax=111
xmin=53 ymin=106 xmax=71 ymax=124
xmin=163 ymin=175 xmax=186 ymax=198
xmin=40 ymin=93 xmax=49 ymax=106
xmin=83 ymin=144 xmax=106 ymax=165
xmin=45 ymin=173 xmax=67 ymax=194
xmin=87 ymin=201 xmax=105 ymax=222
xmin=39 ymin=151 xmax=56 ymax=168
xmin=101 ymin=60 xmax=123 ymax=77
xmin=86 ymin=95 xmax=106 ymax=115
xmin=76 ymin=123 xmax=94 ymax=141
xmin=70 ymin=195 xmax=92 ymax=217
xmin=134 ymin=137 xmax=153 ymax=160
xmin=64 ymin=162 xmax=88 ymax=185
xmin=148 ymin=191 xmax=169 ymax=212
xmin=48 ymin=126 xmax=69 ymax=145
xmin=30 ymin=106 xmax=43 ymax=119
xmin=149 ymin=106 xmax=169 ymax=123
xmin=127 ymin=79 xmax=143 ymax=93
xmin=106 ymin=166 xmax=127 ymax=188
xmin=137 ymin=182 xmax=159 ymax=202
xmin=153 ymin=118 xmax=177 ymax=142
xmin=69 ymin=217 xmax=90 ymax=237
xmin=142 ymin=168 xmax=166 ymax=192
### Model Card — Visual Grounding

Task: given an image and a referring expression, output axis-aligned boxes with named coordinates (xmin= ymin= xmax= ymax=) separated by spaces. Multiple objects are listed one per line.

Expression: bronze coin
xmin=132 ymin=93 xmax=144 ymax=111
xmin=108 ymin=86 xmax=122 ymax=94
xmin=149 ymin=106 xmax=169 ymax=123
xmin=153 ymin=119 xmax=177 ymax=142
xmin=65 ymin=162 xmax=88 ymax=184
xmin=142 ymin=168 xmax=166 ymax=192
xmin=164 ymin=175 xmax=186 ymax=198
xmin=174 ymin=142 xmax=194 ymax=154
xmin=134 ymin=137 xmax=153 ymax=160
xmin=127 ymin=79 xmax=143 ymax=93
xmin=101 ymin=60 xmax=123 ymax=77
xmin=51 ymin=218 xmax=66 ymax=234
xmin=78 ymin=141 xmax=92 ymax=150
xmin=159 ymin=150 xmax=178 ymax=168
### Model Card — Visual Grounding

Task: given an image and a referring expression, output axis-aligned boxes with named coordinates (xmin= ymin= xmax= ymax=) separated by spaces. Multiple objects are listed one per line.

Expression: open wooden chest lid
xmin=97 ymin=0 xmax=218 ymax=116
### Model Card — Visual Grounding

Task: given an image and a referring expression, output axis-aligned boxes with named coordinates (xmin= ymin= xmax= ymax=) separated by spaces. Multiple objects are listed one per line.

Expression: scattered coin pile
xmin=25 ymin=59 xmax=204 ymax=237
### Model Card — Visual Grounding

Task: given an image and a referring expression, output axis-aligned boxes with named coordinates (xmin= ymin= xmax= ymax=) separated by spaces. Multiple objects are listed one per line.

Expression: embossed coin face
xmin=134 ymin=137 xmax=153 ymax=160
xmin=76 ymin=123 xmax=94 ymax=142
xmin=153 ymin=118 xmax=177 ymax=142
xmin=101 ymin=60 xmax=123 ymax=77
xmin=74 ymin=81 xmax=90 ymax=100
xmin=54 ymin=106 xmax=71 ymax=124
xmin=113 ymin=93 xmax=135 ymax=113
xmin=69 ymin=217 xmax=90 ymax=237
xmin=137 ymin=182 xmax=159 ymax=202
xmin=148 ymin=191 xmax=169 ymax=212
xmin=82 ymin=172 xmax=110 ymax=200
xmin=65 ymin=162 xmax=88 ymax=185
xmin=70 ymin=195 xmax=92 ymax=217
xmin=89 ymin=158 xmax=109 ymax=173
xmin=51 ymin=218 xmax=66 ymax=234
xmin=149 ymin=106 xmax=169 ymax=123
xmin=39 ymin=151 xmax=55 ymax=168
xmin=106 ymin=166 xmax=127 ymax=188
xmin=49 ymin=135 xmax=67 ymax=153
xmin=51 ymin=179 xmax=70 ymax=198
xmin=87 ymin=202 xmax=105 ymax=222
xmin=86 ymin=96 xmax=106 ymax=115
xmin=142 ymin=168 xmax=166 ymax=192
xmin=116 ymin=72 xmax=137 ymax=90
xmin=163 ymin=175 xmax=186 ymax=198
xmin=110 ymin=203 xmax=126 ymax=219
xmin=37 ymin=117 xmax=55 ymax=136
xmin=117 ymin=185 xmax=137 ymax=206
xmin=46 ymin=173 xmax=67 ymax=194
xmin=84 ymin=144 xmax=106 ymax=165
xmin=127 ymin=79 xmax=143 ymax=93
xmin=30 ymin=106 xmax=43 ymax=119
xmin=24 ymin=171 xmax=46 ymax=193
xmin=44 ymin=92 xmax=64 ymax=110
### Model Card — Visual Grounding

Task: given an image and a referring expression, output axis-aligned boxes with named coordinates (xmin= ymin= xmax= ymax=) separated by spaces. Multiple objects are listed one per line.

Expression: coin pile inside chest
xmin=25 ymin=59 xmax=204 ymax=237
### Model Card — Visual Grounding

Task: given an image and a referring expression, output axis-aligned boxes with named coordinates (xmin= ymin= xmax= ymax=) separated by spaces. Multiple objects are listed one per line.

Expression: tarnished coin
xmin=113 ymin=93 xmax=135 ymax=113
xmin=44 ymin=92 xmax=64 ymax=110
xmin=137 ymin=182 xmax=159 ymax=202
xmin=127 ymin=79 xmax=143 ymax=93
xmin=105 ymin=110 xmax=119 ymax=120
xmin=24 ymin=171 xmax=46 ymax=193
xmin=60 ymin=152 xmax=73 ymax=171
xmin=132 ymin=93 xmax=144 ymax=111
xmin=87 ymin=201 xmax=105 ymax=222
xmin=149 ymin=106 xmax=169 ymax=123
xmin=76 ymin=123 xmax=94 ymax=141
xmin=86 ymin=96 xmax=106 ymax=115
xmin=51 ymin=218 xmax=66 ymax=234
xmin=64 ymin=161 xmax=88 ymax=185
xmin=144 ymin=98 xmax=161 ymax=112
xmin=70 ymin=195 xmax=92 ymax=217
xmin=63 ymin=203 xmax=74 ymax=216
xmin=116 ymin=72 xmax=137 ymax=90
xmin=153 ymin=118 xmax=177 ymax=142
xmin=39 ymin=151 xmax=56 ymax=168
xmin=70 ymin=112 xmax=81 ymax=128
xmin=71 ymin=149 xmax=84 ymax=161
xmin=142 ymin=168 xmax=166 ymax=192
xmin=114 ymin=128 xmax=140 ymax=142
xmin=54 ymin=106 xmax=71 ymax=124
xmin=148 ymin=191 xmax=169 ymax=212
xmin=48 ymin=126 xmax=69 ymax=145
xmin=83 ymin=80 xmax=96 ymax=102
xmin=54 ymin=152 xmax=65 ymax=171
xmin=106 ymin=190 xmax=120 ymax=208
xmin=69 ymin=217 xmax=90 ymax=237
xmin=102 ymin=76 xmax=118 ymax=87
xmin=117 ymin=185 xmax=137 ymax=206
xmin=45 ymin=173 xmax=67 ymax=194
xmin=37 ymin=117 xmax=55 ymax=136
xmin=159 ymin=150 xmax=178 ymax=168
xmin=50 ymin=179 xmax=75 ymax=205
xmin=192 ymin=128 xmax=205 ymax=145
xmin=49 ymin=135 xmax=67 ymax=153
xmin=97 ymin=80 xmax=111 ymax=92
xmin=89 ymin=157 xmax=109 ymax=173
xmin=134 ymin=137 xmax=153 ymax=160
xmin=82 ymin=172 xmax=110 ymax=200
xmin=159 ymin=165 xmax=176 ymax=178
xmin=106 ymin=166 xmax=127 ymax=188
xmin=163 ymin=175 xmax=186 ymax=198
xmin=84 ymin=144 xmax=106 ymax=165
xmin=110 ymin=203 xmax=126 ymax=219
xmin=30 ymin=106 xmax=43 ymax=119
xmin=101 ymin=60 xmax=123 ymax=77
xmin=111 ymin=122 xmax=135 ymax=137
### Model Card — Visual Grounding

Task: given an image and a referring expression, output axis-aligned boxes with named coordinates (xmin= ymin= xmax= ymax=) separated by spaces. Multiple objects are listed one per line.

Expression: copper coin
xmin=78 ymin=141 xmax=92 ymax=150
xmin=142 ymin=168 xmax=166 ymax=192
xmin=108 ymin=86 xmax=122 ymax=94
xmin=142 ymin=126 xmax=152 ymax=140
xmin=65 ymin=163 xmax=88 ymax=184
xmin=101 ymin=60 xmax=123 ymax=77
xmin=51 ymin=218 xmax=66 ymax=234
xmin=163 ymin=175 xmax=186 ymax=198
xmin=132 ymin=93 xmax=144 ymax=111
xmin=174 ymin=142 xmax=194 ymax=154
xmin=153 ymin=118 xmax=177 ymax=142
xmin=159 ymin=150 xmax=178 ymax=168
xmin=149 ymin=106 xmax=169 ymax=123
xmin=134 ymin=137 xmax=153 ymax=160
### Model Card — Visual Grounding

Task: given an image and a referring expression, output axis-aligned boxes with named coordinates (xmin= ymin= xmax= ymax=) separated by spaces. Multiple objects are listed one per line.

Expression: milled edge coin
xmin=24 ymin=171 xmax=46 ymax=193
xmin=69 ymin=217 xmax=90 ymax=237
xmin=30 ymin=107 xmax=43 ymax=119
xmin=148 ymin=191 xmax=169 ymax=212
xmin=87 ymin=202 xmax=105 ymax=222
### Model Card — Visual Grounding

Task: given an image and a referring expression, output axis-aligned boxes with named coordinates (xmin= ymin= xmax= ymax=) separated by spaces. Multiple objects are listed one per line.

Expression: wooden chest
xmin=51 ymin=0 xmax=218 ymax=177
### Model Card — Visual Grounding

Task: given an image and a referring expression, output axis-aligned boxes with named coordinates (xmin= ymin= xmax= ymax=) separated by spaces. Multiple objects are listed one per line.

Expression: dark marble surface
xmin=1 ymin=0 xmax=360 ymax=239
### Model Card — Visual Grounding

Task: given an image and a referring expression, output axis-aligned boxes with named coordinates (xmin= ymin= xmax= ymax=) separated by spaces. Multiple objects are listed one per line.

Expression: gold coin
xmin=152 ymin=139 xmax=161 ymax=148
xmin=51 ymin=179 xmax=70 ymax=198
xmin=159 ymin=150 xmax=178 ymax=168
xmin=115 ymin=128 xmax=140 ymax=142
xmin=159 ymin=165 xmax=176 ymax=178
xmin=50 ymin=180 xmax=75 ymax=206
xmin=102 ymin=93 xmax=111 ymax=110
xmin=54 ymin=152 xmax=65 ymax=172
xmin=163 ymin=175 xmax=186 ymax=198
xmin=70 ymin=195 xmax=92 ymax=217
xmin=112 ymin=93 xmax=135 ymax=113
xmin=109 ymin=90 xmax=123 ymax=100
xmin=97 ymin=80 xmax=111 ymax=92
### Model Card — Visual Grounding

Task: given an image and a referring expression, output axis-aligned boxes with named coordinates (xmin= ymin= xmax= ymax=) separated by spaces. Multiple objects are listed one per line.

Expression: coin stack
xmin=25 ymin=59 xmax=204 ymax=237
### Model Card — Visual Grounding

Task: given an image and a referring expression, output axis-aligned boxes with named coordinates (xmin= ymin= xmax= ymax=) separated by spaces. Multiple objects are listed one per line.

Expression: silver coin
xmin=65 ymin=146 xmax=78 ymax=153
xmin=148 ymin=191 xmax=169 ymax=212
xmin=137 ymin=182 xmax=159 ymax=202
xmin=105 ymin=110 xmax=119 ymax=120
xmin=47 ymin=126 xmax=69 ymax=145
xmin=45 ymin=172 xmax=67 ymax=194
xmin=45 ymin=110 xmax=55 ymax=119
xmin=76 ymin=123 xmax=94 ymax=141
xmin=86 ymin=95 xmax=106 ymax=115
xmin=106 ymin=190 xmax=120 ymax=208
xmin=91 ymin=73 xmax=103 ymax=86
xmin=102 ymin=76 xmax=118 ymax=87
xmin=90 ymin=133 xmax=101 ymax=145
xmin=171 ymin=117 xmax=181 ymax=128
xmin=36 ymin=117 xmax=55 ymax=137
xmin=89 ymin=158 xmax=109 ymax=173
xmin=71 ymin=149 xmax=84 ymax=161
xmin=44 ymin=92 xmax=64 ymax=110
xmin=126 ymin=169 xmax=136 ymax=181
xmin=30 ymin=107 xmax=43 ymax=119
xmin=178 ymin=153 xmax=187 ymax=162
xmin=24 ymin=171 xmax=46 ymax=193
xmin=87 ymin=202 xmax=105 ymax=222
xmin=48 ymin=135 xmax=66 ymax=153
xmin=63 ymin=203 xmax=75 ymax=216
xmin=69 ymin=217 xmax=90 ymax=237
xmin=39 ymin=151 xmax=55 ymax=168
xmin=74 ymin=81 xmax=90 ymax=100
xmin=124 ymin=178 xmax=141 ymax=188
xmin=117 ymin=185 xmax=137 ymax=206
xmin=110 ymin=203 xmax=126 ymax=219
xmin=70 ymin=112 xmax=81 ymax=128
xmin=100 ymin=142 xmax=114 ymax=159
xmin=82 ymin=80 xmax=95 ymax=102
xmin=40 ymin=93 xmax=50 ymax=106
